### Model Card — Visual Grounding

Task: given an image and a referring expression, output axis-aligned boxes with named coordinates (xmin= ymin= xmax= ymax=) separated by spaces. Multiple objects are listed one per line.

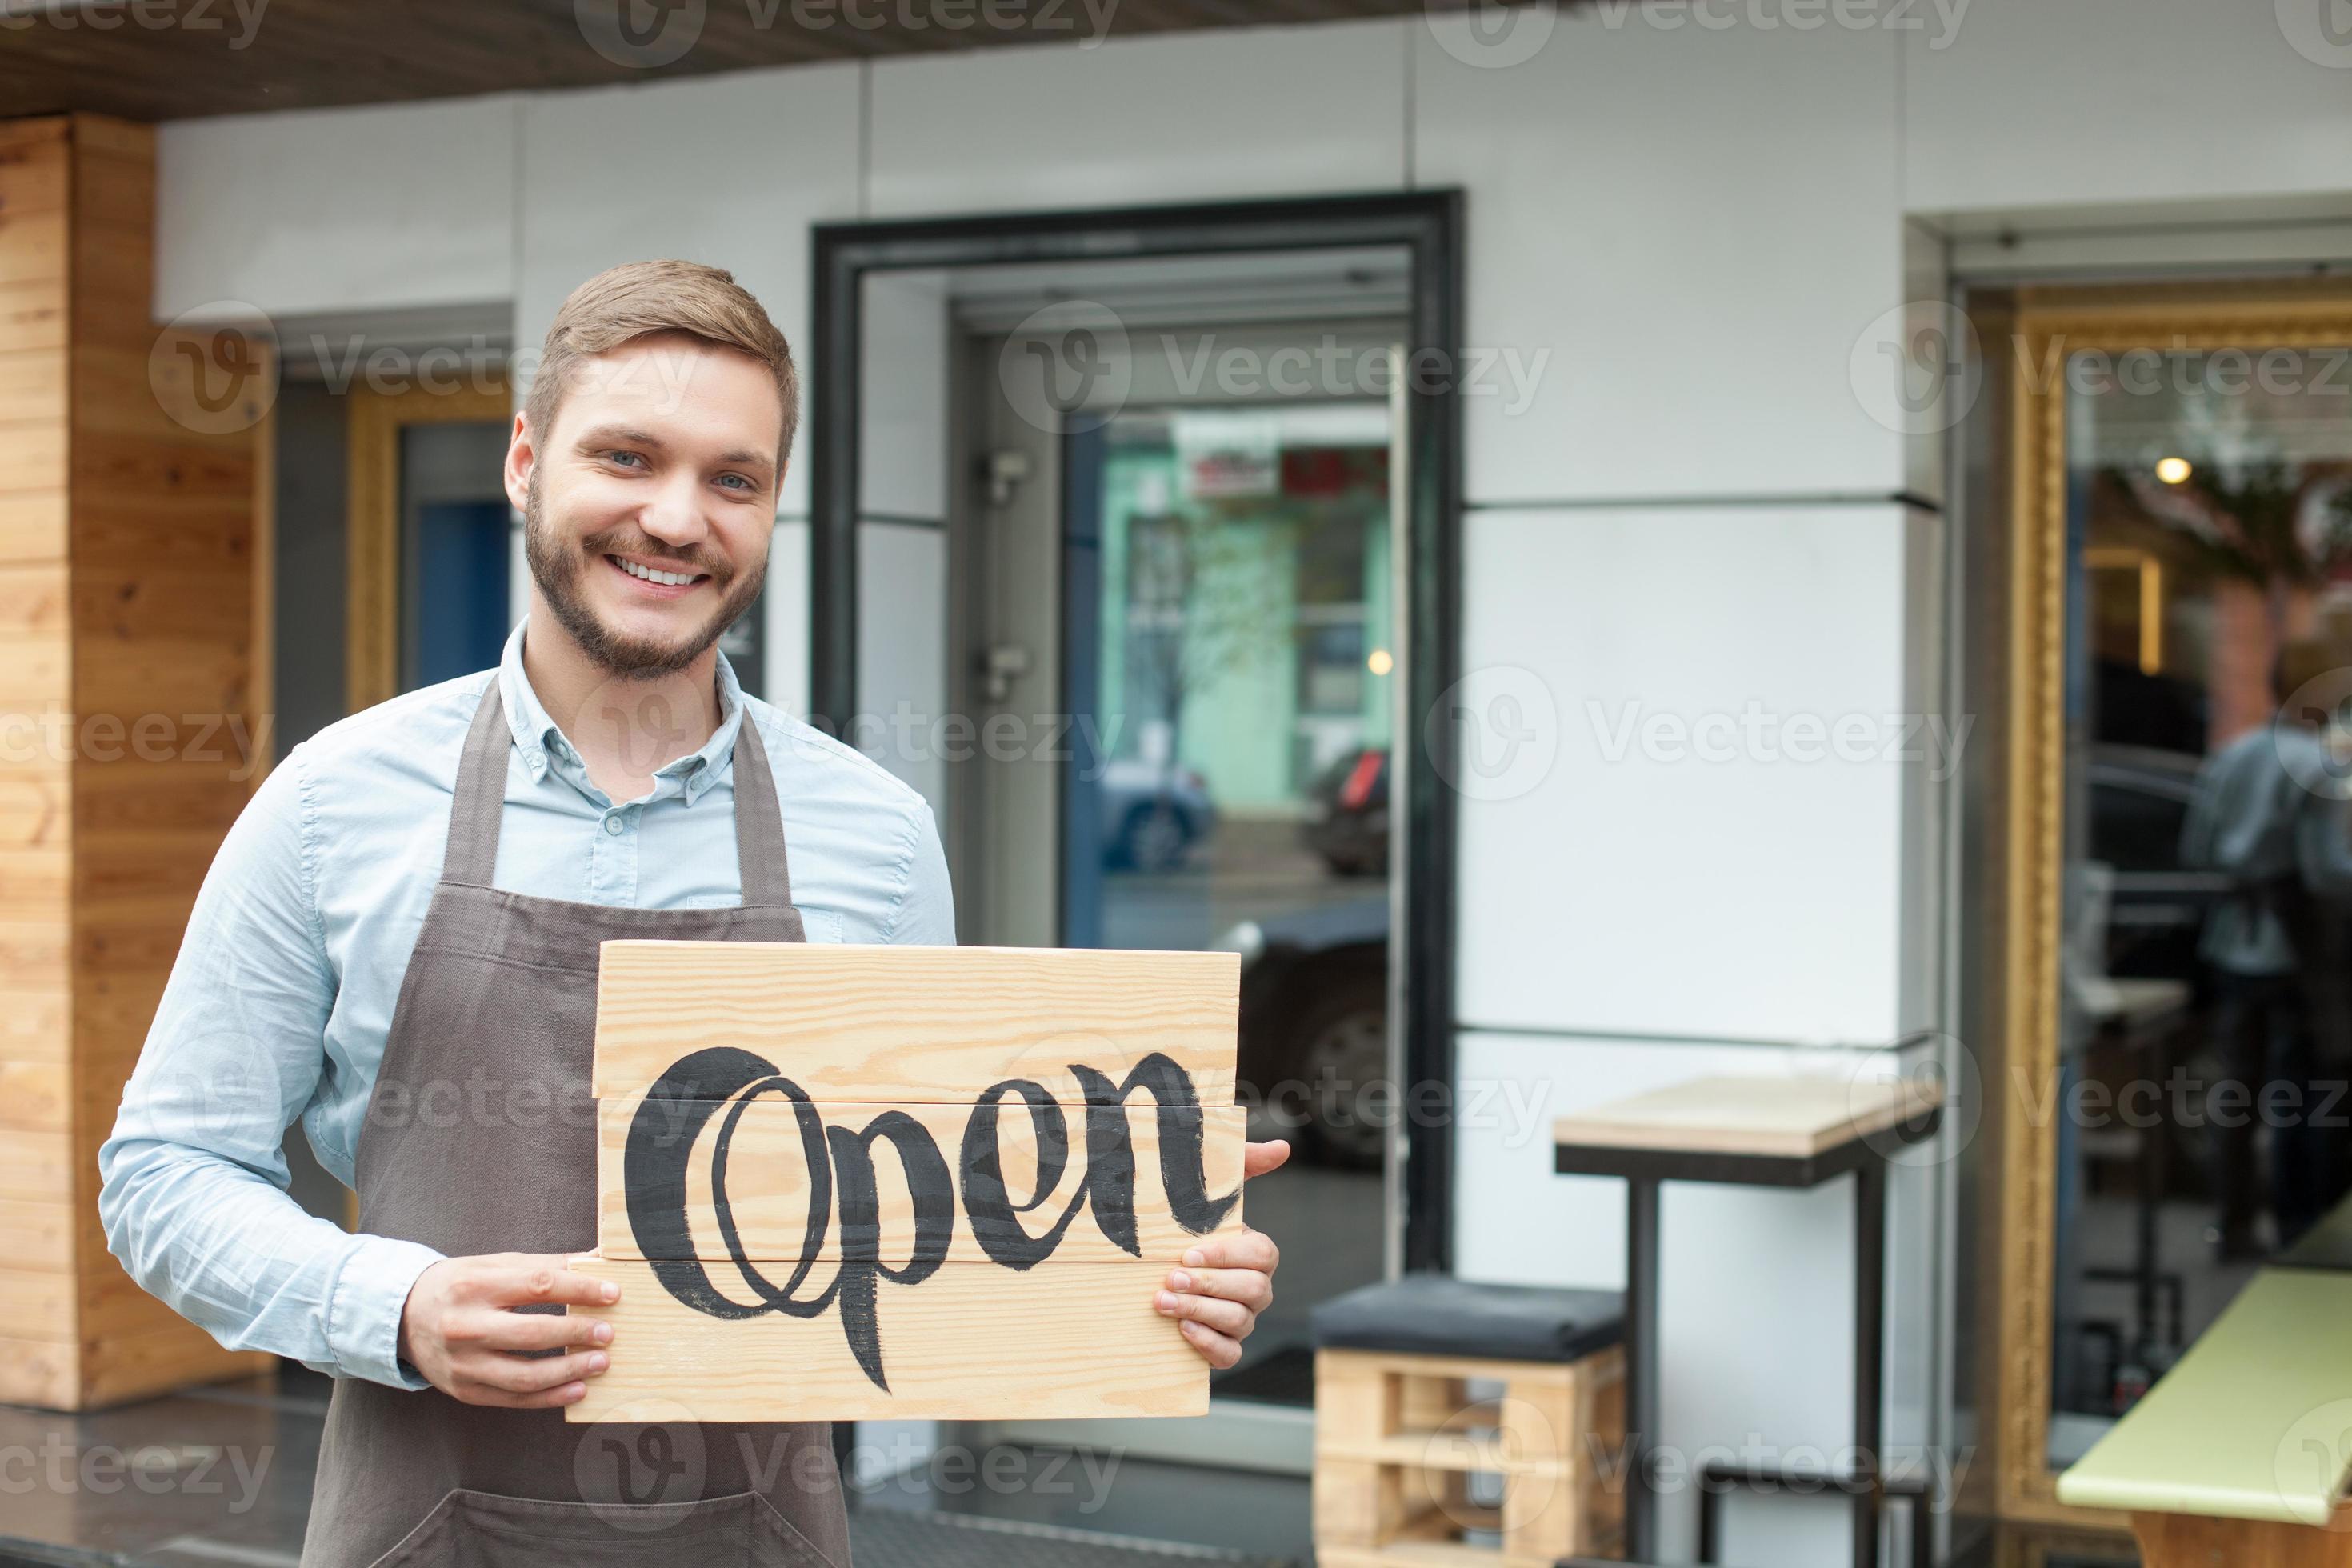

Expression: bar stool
xmin=1308 ymin=1275 xmax=1627 ymax=1566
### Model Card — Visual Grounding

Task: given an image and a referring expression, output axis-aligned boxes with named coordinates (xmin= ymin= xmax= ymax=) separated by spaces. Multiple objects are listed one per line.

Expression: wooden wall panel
xmin=0 ymin=115 xmax=267 ymax=1407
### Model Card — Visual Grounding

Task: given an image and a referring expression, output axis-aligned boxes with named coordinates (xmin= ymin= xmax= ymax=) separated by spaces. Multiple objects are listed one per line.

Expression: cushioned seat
xmin=1310 ymin=1274 xmax=1624 ymax=1365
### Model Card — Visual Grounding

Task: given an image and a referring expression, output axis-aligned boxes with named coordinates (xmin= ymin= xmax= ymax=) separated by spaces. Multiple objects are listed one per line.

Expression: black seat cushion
xmin=1310 ymin=1274 xmax=1624 ymax=1364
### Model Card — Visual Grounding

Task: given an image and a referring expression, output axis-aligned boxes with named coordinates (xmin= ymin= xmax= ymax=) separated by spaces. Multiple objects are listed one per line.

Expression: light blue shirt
xmin=98 ymin=621 xmax=954 ymax=1390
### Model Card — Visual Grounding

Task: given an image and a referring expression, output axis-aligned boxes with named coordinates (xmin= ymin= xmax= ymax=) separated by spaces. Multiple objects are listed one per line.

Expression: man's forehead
xmin=557 ymin=338 xmax=781 ymax=438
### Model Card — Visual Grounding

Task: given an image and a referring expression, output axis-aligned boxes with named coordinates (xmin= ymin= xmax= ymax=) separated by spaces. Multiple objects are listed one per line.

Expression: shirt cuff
xmin=326 ymin=1234 xmax=444 ymax=1390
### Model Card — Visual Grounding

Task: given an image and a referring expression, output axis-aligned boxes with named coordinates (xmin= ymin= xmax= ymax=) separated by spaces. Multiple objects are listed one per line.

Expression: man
xmin=2181 ymin=639 xmax=2352 ymax=1256
xmin=100 ymin=260 xmax=1285 ymax=1566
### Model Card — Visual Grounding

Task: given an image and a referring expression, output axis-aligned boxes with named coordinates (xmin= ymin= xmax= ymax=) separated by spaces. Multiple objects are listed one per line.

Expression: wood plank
xmin=594 ymin=942 xmax=1238 ymax=1105
xmin=0 ymin=1058 xmax=70 ymax=1130
xmin=0 ymin=419 xmax=67 ymax=494
xmin=0 ymin=135 xmax=70 ymax=216
xmin=0 ymin=1331 xmax=78 ymax=1408
xmin=0 ymin=1128 xmax=70 ymax=1199
xmin=0 ymin=348 xmax=65 ymax=425
xmin=2132 ymin=1511 xmax=2352 ymax=1567
xmin=0 ymin=1197 xmax=78 ymax=1270
xmin=0 ymin=276 xmax=67 ymax=356
xmin=0 ymin=1265 xmax=74 ymax=1342
xmin=1552 ymin=1074 xmax=1944 ymax=1160
xmin=0 ymin=209 xmax=66 ymax=290
xmin=598 ymin=1098 xmax=1246 ymax=1264
xmin=564 ymin=1253 xmax=1206 ymax=1424
xmin=0 ymin=489 xmax=68 ymax=562
xmin=74 ymin=1318 xmax=268 ymax=1410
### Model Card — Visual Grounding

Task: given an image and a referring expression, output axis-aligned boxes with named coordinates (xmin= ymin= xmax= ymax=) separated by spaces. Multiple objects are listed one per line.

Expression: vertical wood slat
xmin=0 ymin=114 xmax=270 ymax=1409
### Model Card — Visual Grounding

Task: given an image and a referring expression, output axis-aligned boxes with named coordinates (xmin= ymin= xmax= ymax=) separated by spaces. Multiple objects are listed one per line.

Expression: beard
xmin=523 ymin=468 xmax=767 ymax=681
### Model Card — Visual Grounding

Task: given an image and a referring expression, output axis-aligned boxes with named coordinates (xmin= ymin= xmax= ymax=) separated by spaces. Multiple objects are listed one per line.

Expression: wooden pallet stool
xmin=1310 ymin=1276 xmax=1626 ymax=1566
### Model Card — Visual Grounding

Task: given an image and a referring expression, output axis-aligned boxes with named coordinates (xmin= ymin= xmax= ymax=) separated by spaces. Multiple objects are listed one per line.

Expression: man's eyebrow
xmin=574 ymin=423 xmax=666 ymax=451
xmin=714 ymin=447 xmax=777 ymax=475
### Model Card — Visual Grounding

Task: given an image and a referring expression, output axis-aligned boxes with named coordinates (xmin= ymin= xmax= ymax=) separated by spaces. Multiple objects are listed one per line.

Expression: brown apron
xmin=301 ymin=685 xmax=850 ymax=1568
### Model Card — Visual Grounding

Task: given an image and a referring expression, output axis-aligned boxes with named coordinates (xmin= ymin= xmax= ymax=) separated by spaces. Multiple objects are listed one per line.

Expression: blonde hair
xmin=526 ymin=259 xmax=798 ymax=462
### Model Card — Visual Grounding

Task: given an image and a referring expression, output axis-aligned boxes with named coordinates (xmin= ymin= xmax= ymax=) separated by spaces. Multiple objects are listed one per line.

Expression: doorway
xmin=813 ymin=194 xmax=1463 ymax=1486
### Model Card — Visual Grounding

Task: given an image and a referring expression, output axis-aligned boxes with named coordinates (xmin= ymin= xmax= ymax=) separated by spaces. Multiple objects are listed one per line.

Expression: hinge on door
xmin=979 ymin=449 xmax=1032 ymax=506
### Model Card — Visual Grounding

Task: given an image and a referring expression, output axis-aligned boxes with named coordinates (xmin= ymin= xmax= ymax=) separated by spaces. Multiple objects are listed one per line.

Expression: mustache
xmin=579 ymin=526 xmax=730 ymax=578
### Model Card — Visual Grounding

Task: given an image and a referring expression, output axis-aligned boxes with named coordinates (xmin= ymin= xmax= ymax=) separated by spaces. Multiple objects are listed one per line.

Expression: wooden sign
xmin=567 ymin=942 xmax=1245 ymax=1423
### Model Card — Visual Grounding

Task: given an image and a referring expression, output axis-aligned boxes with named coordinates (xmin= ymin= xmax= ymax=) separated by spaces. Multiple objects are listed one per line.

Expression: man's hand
xmin=1158 ymin=1138 xmax=1289 ymax=1369
xmin=398 ymin=1252 xmax=619 ymax=1408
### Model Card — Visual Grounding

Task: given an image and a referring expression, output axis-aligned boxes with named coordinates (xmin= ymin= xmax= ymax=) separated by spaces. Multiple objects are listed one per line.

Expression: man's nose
xmin=638 ymin=477 xmax=708 ymax=551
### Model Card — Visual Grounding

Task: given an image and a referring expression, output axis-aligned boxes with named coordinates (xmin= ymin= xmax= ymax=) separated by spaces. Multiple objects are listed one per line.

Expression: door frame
xmin=810 ymin=190 xmax=1466 ymax=1274
xmin=344 ymin=375 xmax=513 ymax=713
xmin=1986 ymin=277 xmax=2352 ymax=1529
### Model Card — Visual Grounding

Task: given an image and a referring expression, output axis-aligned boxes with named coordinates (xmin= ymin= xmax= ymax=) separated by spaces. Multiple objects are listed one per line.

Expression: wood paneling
xmin=0 ymin=116 xmax=263 ymax=1408
xmin=0 ymin=2 xmax=1442 ymax=123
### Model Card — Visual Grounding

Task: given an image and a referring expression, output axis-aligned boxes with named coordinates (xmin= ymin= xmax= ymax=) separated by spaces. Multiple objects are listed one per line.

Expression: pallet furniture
xmin=1309 ymin=1275 xmax=1626 ymax=1566
xmin=1552 ymin=1073 xmax=1943 ymax=1566
xmin=2057 ymin=1267 xmax=2352 ymax=1566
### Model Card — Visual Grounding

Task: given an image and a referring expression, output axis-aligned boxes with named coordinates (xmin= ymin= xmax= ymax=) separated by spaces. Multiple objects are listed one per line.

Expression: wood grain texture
xmin=1551 ymin=1073 xmax=1944 ymax=1160
xmin=563 ymin=1253 xmax=1207 ymax=1424
xmin=593 ymin=941 xmax=1238 ymax=1104
xmin=2132 ymin=1512 xmax=2352 ymax=1568
xmin=597 ymin=1097 xmax=1246 ymax=1263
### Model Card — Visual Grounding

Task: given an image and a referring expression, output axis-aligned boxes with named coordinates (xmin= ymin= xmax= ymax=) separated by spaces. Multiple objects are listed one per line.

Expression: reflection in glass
xmin=2050 ymin=347 xmax=2352 ymax=1464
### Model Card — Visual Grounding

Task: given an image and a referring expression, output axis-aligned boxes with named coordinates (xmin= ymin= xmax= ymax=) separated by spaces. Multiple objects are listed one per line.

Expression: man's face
xmin=511 ymin=332 xmax=780 ymax=679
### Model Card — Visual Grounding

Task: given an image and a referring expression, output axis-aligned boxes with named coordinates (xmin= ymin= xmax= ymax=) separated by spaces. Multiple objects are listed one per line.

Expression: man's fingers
xmin=1178 ymin=1319 xmax=1243 ymax=1370
xmin=477 ymin=1307 xmax=616 ymax=1354
xmin=1156 ymin=1287 xmax=1252 ymax=1338
xmin=1178 ymin=1230 xmax=1279 ymax=1274
xmin=1242 ymin=1139 xmax=1292 ymax=1180
xmin=454 ymin=1378 xmax=591 ymax=1411
xmin=463 ymin=1258 xmax=621 ymax=1310
xmin=1163 ymin=1265 xmax=1272 ymax=1312
xmin=459 ymin=1347 xmax=611 ymax=1396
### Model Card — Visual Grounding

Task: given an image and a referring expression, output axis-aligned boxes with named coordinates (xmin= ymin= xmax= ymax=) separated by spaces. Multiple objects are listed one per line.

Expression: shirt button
xmin=604 ymin=814 xmax=625 ymax=836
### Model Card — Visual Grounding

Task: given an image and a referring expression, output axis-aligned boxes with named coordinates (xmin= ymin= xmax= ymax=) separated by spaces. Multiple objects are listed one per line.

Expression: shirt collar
xmin=498 ymin=618 xmax=748 ymax=806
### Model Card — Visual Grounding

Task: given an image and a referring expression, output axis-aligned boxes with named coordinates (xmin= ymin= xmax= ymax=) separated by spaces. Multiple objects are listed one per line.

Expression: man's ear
xmin=503 ymin=410 xmax=536 ymax=514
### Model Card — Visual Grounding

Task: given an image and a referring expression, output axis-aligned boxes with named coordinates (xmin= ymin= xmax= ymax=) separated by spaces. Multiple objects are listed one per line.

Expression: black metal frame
xmin=1554 ymin=1110 xmax=1941 ymax=1568
xmin=810 ymin=190 xmax=1466 ymax=1273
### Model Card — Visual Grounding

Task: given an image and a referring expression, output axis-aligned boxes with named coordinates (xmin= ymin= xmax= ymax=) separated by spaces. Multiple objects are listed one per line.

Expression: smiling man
xmin=98 ymin=260 xmax=1284 ymax=1566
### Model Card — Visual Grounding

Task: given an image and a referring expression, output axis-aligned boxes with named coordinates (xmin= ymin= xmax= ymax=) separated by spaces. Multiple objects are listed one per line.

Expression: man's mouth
xmin=609 ymin=554 xmax=709 ymax=590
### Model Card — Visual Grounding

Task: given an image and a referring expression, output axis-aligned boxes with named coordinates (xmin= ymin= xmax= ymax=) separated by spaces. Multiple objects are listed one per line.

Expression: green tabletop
xmin=2057 ymin=1268 xmax=2352 ymax=1525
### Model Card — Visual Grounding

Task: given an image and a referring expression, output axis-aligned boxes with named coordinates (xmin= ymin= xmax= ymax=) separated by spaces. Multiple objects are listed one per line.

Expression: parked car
xmin=1219 ymin=897 xmax=1389 ymax=1170
xmin=1302 ymin=746 xmax=1389 ymax=877
xmin=1099 ymin=759 xmax=1217 ymax=871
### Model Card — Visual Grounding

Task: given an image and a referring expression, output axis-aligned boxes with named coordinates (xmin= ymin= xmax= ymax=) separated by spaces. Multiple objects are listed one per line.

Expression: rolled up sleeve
xmin=97 ymin=750 xmax=442 ymax=1388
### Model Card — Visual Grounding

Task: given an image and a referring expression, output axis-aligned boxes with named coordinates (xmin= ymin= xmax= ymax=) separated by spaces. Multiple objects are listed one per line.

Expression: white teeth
xmin=618 ymin=558 xmax=698 ymax=587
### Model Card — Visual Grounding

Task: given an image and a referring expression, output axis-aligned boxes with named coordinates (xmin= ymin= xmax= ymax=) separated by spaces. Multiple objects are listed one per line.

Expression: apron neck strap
xmin=443 ymin=682 xmax=796 ymax=908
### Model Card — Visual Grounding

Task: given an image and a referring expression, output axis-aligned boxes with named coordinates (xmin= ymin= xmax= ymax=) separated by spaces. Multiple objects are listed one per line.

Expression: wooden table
xmin=2058 ymin=1267 xmax=2352 ymax=1566
xmin=1551 ymin=1074 xmax=1942 ymax=1568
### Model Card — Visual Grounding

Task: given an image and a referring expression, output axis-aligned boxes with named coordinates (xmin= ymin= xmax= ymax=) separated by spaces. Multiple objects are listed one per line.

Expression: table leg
xmin=1626 ymin=1174 xmax=1661 ymax=1562
xmin=1853 ymin=1161 xmax=1886 ymax=1568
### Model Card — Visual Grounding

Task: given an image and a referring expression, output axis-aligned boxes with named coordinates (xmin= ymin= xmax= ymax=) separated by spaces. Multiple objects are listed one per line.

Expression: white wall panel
xmin=156 ymin=97 xmax=520 ymax=322
xmin=1456 ymin=504 xmax=1918 ymax=1046
xmin=1414 ymin=8 xmax=1906 ymax=503
xmin=1904 ymin=0 xmax=2352 ymax=215
xmin=855 ymin=522 xmax=949 ymax=818
xmin=763 ymin=518 xmax=812 ymax=717
xmin=861 ymin=271 xmax=952 ymax=522
xmin=867 ymin=21 xmax=1409 ymax=218
xmin=517 ymin=65 xmax=863 ymax=518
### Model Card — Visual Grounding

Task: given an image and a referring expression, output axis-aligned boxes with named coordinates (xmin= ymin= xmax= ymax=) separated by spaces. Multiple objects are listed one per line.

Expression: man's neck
xmin=518 ymin=601 xmax=724 ymax=802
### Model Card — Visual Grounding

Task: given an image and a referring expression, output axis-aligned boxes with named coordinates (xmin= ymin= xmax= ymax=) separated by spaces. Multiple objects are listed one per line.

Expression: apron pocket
xmin=368 ymin=1487 xmax=838 ymax=1568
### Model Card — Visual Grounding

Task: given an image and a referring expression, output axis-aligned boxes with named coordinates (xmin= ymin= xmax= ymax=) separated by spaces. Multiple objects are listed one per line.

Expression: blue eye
xmin=607 ymin=450 xmax=647 ymax=469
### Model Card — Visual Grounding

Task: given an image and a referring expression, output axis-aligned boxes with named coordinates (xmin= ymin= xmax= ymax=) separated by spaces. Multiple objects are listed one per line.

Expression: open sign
xmin=570 ymin=942 xmax=1242 ymax=1424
